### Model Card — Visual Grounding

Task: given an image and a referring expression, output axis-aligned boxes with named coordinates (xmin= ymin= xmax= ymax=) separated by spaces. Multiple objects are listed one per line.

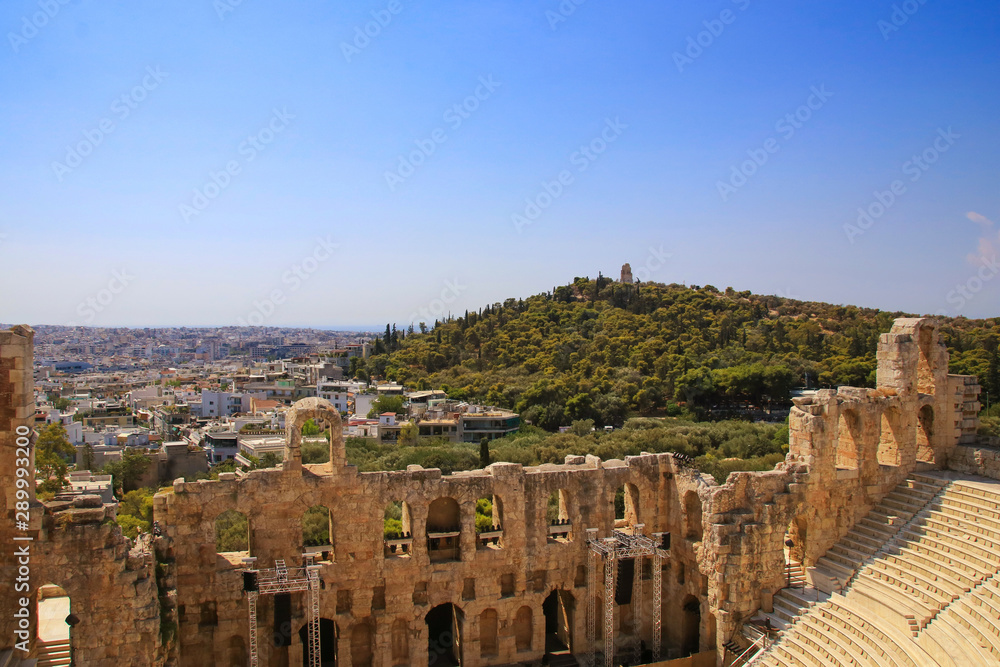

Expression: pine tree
xmin=479 ymin=437 xmax=491 ymax=468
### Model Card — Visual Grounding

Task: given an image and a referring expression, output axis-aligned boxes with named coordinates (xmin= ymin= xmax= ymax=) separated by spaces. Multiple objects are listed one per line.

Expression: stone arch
xmin=513 ymin=605 xmax=533 ymax=652
xmin=479 ymin=608 xmax=499 ymax=657
xmin=350 ymin=621 xmax=374 ymax=667
xmin=427 ymin=497 xmax=461 ymax=562
xmin=384 ymin=500 xmax=413 ymax=558
xmin=391 ymin=618 xmax=409 ymax=664
xmin=298 ymin=618 xmax=338 ymax=667
xmin=878 ymin=406 xmax=903 ymax=467
xmin=302 ymin=504 xmax=334 ymax=562
xmin=547 ymin=488 xmax=572 ymax=543
xmin=917 ymin=404 xmax=935 ymax=464
xmin=215 ymin=509 xmax=250 ymax=554
xmin=475 ymin=493 xmax=504 ymax=550
xmin=784 ymin=515 xmax=808 ymax=566
xmin=684 ymin=490 xmax=702 ymax=542
xmin=614 ymin=482 xmax=640 ymax=528
xmin=284 ymin=397 xmax=344 ymax=471
xmin=227 ymin=635 xmax=247 ymax=667
xmin=682 ymin=595 xmax=700 ymax=655
xmin=543 ymin=589 xmax=574 ymax=654
xmin=836 ymin=408 xmax=861 ymax=470
xmin=35 ymin=583 xmax=72 ymax=663
xmin=426 ymin=603 xmax=463 ymax=666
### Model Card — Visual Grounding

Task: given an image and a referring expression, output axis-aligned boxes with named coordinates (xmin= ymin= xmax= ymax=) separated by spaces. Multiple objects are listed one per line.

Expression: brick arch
xmin=284 ymin=397 xmax=344 ymax=470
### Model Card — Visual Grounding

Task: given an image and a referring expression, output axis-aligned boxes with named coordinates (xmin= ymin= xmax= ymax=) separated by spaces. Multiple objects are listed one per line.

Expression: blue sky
xmin=1 ymin=0 xmax=998 ymax=327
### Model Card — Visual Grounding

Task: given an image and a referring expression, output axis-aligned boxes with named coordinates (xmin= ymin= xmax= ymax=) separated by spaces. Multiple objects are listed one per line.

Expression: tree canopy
xmin=353 ymin=280 xmax=998 ymax=428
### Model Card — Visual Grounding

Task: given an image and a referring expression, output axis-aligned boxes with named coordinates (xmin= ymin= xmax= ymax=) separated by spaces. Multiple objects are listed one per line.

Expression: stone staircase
xmin=810 ymin=475 xmax=948 ymax=592
xmin=752 ymin=472 xmax=1000 ymax=667
xmin=33 ymin=640 xmax=70 ymax=667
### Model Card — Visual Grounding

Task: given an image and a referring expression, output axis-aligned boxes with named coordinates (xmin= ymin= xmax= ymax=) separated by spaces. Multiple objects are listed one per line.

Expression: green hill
xmin=362 ymin=278 xmax=1000 ymax=430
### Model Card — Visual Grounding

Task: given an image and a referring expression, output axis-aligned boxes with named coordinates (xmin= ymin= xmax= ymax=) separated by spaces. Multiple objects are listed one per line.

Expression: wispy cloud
xmin=966 ymin=211 xmax=998 ymax=265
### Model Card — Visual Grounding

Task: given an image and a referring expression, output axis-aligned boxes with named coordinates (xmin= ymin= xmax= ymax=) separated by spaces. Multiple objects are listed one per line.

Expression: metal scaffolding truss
xmin=587 ymin=526 xmax=669 ymax=667
xmin=242 ymin=556 xmax=322 ymax=667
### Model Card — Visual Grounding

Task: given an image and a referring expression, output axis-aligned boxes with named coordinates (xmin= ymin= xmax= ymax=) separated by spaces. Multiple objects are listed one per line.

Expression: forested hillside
xmin=358 ymin=277 xmax=1000 ymax=429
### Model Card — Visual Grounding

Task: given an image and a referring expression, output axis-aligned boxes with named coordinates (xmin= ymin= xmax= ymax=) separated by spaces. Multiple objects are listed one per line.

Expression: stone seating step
xmin=914 ymin=516 xmax=1000 ymax=559
xmin=819 ymin=602 xmax=915 ymax=667
xmin=941 ymin=604 xmax=1000 ymax=660
xmin=882 ymin=551 xmax=972 ymax=594
xmin=902 ymin=538 xmax=994 ymax=578
xmin=869 ymin=560 xmax=956 ymax=607
xmin=895 ymin=546 xmax=980 ymax=591
xmin=798 ymin=615 xmax=888 ymax=667
xmin=904 ymin=521 xmax=1000 ymax=562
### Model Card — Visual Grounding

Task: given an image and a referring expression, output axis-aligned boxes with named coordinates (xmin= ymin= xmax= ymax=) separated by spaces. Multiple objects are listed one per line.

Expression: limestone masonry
xmin=1 ymin=317 xmax=994 ymax=665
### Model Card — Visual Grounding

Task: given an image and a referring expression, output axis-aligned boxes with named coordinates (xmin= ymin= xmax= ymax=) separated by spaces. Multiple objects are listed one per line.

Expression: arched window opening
xmin=301 ymin=416 xmax=333 ymax=464
xmin=547 ymin=489 xmax=572 ymax=543
xmin=877 ymin=408 xmax=902 ymax=467
xmin=479 ymin=609 xmax=499 ymax=658
xmin=35 ymin=584 xmax=72 ymax=666
xmin=682 ymin=595 xmax=701 ymax=656
xmin=299 ymin=619 xmax=338 ymax=667
xmin=543 ymin=590 xmax=574 ymax=659
xmin=350 ymin=622 xmax=373 ymax=667
xmin=427 ymin=497 xmax=461 ymax=563
xmin=426 ymin=603 xmax=463 ymax=666
xmin=227 ymin=635 xmax=247 ymax=667
xmin=514 ymin=606 xmax=533 ymax=652
xmin=303 ymin=505 xmax=334 ymax=563
xmin=384 ymin=501 xmax=413 ymax=558
xmin=476 ymin=495 xmax=504 ymax=550
xmin=391 ymin=618 xmax=409 ymax=665
xmin=614 ymin=483 xmax=640 ymax=529
xmin=684 ymin=491 xmax=702 ymax=542
xmin=836 ymin=409 xmax=861 ymax=471
xmin=216 ymin=509 xmax=250 ymax=555
xmin=917 ymin=405 xmax=935 ymax=464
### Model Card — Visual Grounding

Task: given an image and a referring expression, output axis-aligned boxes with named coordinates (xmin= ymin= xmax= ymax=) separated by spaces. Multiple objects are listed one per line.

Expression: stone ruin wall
xmin=156 ymin=395 xmax=718 ymax=666
xmin=702 ymin=318 xmax=984 ymax=650
xmin=0 ymin=326 xmax=164 ymax=666
xmin=0 ymin=317 xmax=988 ymax=666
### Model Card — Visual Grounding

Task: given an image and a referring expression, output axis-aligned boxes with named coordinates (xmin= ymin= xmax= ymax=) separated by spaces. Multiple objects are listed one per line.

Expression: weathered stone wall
xmin=701 ymin=318 xmax=982 ymax=655
xmin=0 ymin=317 xmax=986 ymax=666
xmin=0 ymin=326 xmax=164 ymax=666
xmin=948 ymin=443 xmax=1000 ymax=481
xmin=156 ymin=410 xmax=717 ymax=666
